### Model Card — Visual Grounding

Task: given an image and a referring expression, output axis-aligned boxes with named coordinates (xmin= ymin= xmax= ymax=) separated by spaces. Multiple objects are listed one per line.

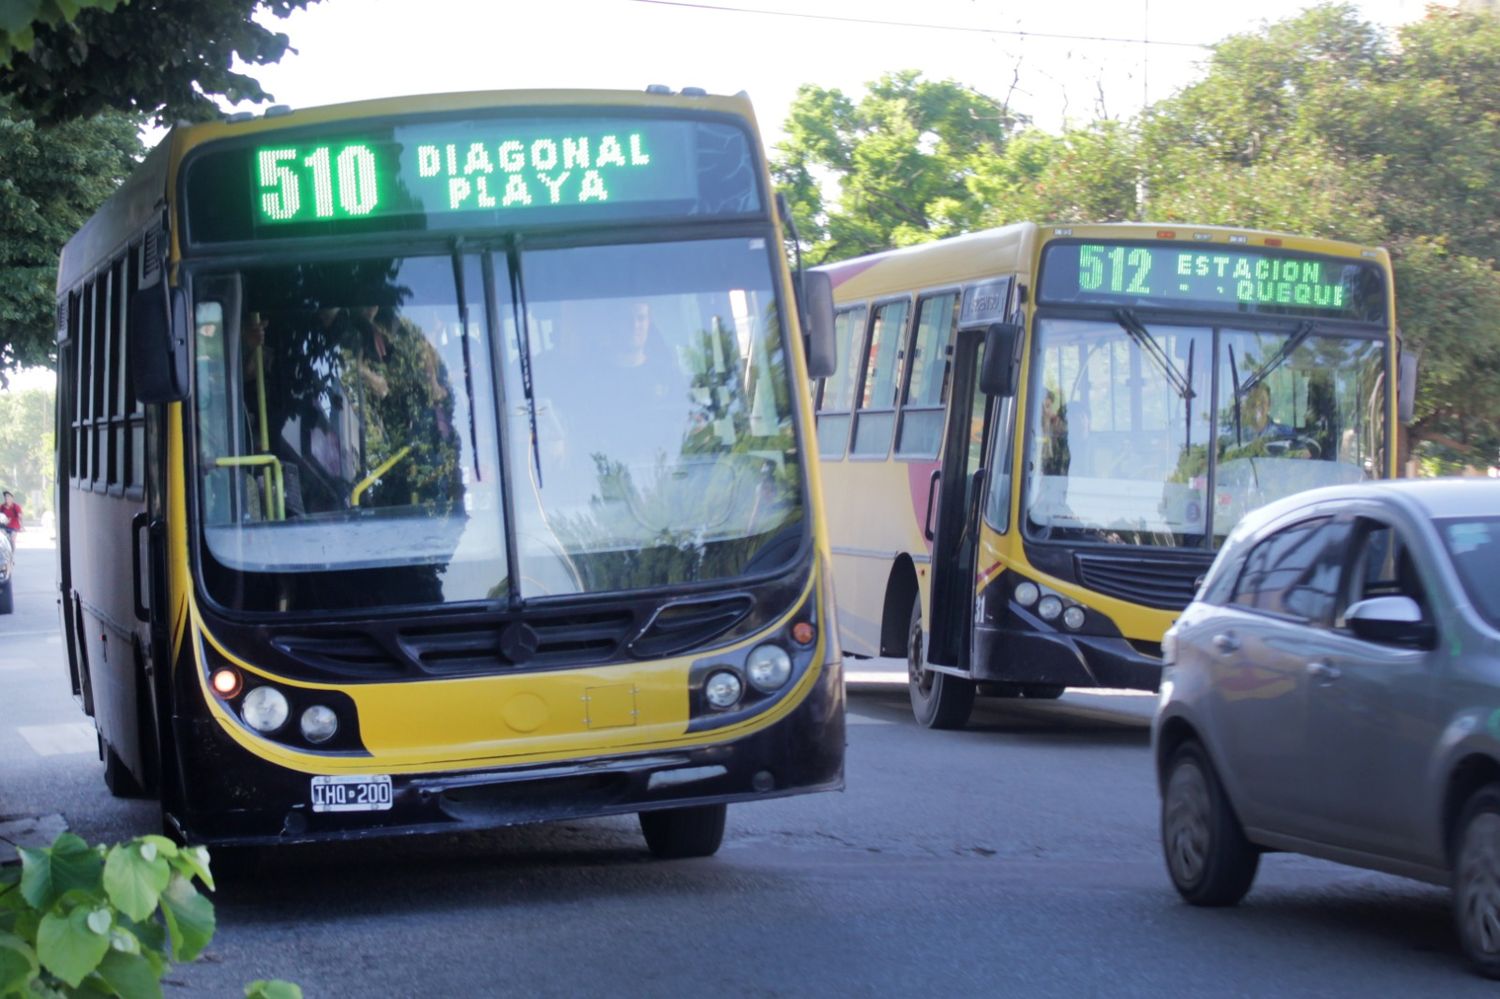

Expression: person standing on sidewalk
xmin=1 ymin=490 xmax=22 ymax=546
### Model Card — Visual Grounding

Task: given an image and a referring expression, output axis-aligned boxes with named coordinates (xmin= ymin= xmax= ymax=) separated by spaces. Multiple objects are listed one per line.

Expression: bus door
xmin=925 ymin=326 xmax=989 ymax=667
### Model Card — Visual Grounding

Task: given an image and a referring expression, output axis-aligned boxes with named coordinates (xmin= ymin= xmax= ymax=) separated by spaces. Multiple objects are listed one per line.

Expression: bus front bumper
xmin=167 ymin=666 xmax=845 ymax=847
xmin=972 ymin=623 xmax=1162 ymax=693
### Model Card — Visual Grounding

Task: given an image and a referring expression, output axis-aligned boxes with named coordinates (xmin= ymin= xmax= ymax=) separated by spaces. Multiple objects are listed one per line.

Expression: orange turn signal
xmin=791 ymin=622 xmax=816 ymax=646
xmin=211 ymin=668 xmax=242 ymax=698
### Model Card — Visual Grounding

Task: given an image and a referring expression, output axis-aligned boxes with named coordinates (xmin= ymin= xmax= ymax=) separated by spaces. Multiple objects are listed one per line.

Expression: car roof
xmin=1247 ymin=478 xmax=1500 ymax=531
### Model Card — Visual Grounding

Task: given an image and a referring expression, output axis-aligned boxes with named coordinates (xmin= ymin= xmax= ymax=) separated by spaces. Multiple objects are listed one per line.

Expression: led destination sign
xmin=1037 ymin=241 xmax=1386 ymax=323
xmin=184 ymin=114 xmax=761 ymax=243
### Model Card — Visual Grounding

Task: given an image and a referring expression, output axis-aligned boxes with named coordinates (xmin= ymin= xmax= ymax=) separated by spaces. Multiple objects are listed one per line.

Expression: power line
xmin=625 ymin=0 xmax=1213 ymax=50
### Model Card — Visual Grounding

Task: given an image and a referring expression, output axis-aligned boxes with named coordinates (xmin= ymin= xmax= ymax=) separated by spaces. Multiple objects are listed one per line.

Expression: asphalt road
xmin=0 ymin=541 xmax=1486 ymax=996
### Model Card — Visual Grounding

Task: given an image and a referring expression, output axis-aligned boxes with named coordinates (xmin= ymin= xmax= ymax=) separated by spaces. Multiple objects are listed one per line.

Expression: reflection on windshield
xmin=192 ymin=240 xmax=804 ymax=612
xmin=194 ymin=257 xmax=504 ymax=612
xmin=502 ymin=238 xmax=803 ymax=596
xmin=1025 ymin=317 xmax=1385 ymax=549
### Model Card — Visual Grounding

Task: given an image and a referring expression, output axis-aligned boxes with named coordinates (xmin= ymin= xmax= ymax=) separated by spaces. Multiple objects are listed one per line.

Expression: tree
xmin=0 ymin=0 xmax=320 ymax=125
xmin=0 ymin=96 xmax=142 ymax=378
xmin=0 ymin=382 xmax=55 ymax=516
xmin=772 ymin=71 xmax=1020 ymax=264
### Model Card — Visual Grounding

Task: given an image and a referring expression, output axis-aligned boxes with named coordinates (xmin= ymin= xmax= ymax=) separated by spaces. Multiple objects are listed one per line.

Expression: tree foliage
xmin=0 ymin=0 xmax=319 ymax=125
xmin=0 ymin=96 xmax=142 ymax=377
xmin=775 ymin=4 xmax=1500 ymax=463
xmin=0 ymin=382 xmax=55 ymax=517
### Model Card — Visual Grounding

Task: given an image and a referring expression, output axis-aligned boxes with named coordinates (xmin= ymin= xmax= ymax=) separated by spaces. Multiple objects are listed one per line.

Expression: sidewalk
xmin=12 ymin=532 xmax=56 ymax=551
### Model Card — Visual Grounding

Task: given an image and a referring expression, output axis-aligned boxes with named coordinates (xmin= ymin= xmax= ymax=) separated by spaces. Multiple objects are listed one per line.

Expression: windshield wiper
xmin=1114 ymin=309 xmax=1195 ymax=401
xmin=1238 ymin=320 xmax=1315 ymax=398
xmin=450 ymin=240 xmax=481 ymax=481
xmin=506 ymin=237 xmax=543 ymax=488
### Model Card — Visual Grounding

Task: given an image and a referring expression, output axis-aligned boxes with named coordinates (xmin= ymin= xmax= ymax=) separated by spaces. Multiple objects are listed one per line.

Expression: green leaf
xmin=158 ymin=875 xmax=214 ymax=963
xmin=20 ymin=834 xmax=104 ymax=912
xmin=168 ymin=846 xmax=213 ymax=893
xmin=135 ymin=837 xmax=178 ymax=862
xmin=85 ymin=908 xmax=111 ymax=935
xmin=103 ymin=842 xmax=171 ymax=922
xmin=0 ymin=930 xmax=39 ymax=995
xmin=245 ymin=980 xmax=303 ymax=999
xmin=96 ymin=949 xmax=163 ymax=999
xmin=36 ymin=907 xmax=110 ymax=988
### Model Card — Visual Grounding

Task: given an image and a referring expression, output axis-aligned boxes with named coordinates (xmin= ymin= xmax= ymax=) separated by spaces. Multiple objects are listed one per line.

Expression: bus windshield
xmin=193 ymin=237 xmax=803 ymax=612
xmin=1024 ymin=316 xmax=1384 ymax=549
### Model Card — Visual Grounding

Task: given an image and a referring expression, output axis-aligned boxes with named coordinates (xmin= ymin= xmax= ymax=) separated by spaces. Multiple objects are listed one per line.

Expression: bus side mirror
xmin=1398 ymin=348 xmax=1418 ymax=424
xmin=800 ymin=270 xmax=836 ymax=378
xmin=979 ymin=322 xmax=1024 ymax=397
xmin=128 ymin=280 xmax=190 ymax=403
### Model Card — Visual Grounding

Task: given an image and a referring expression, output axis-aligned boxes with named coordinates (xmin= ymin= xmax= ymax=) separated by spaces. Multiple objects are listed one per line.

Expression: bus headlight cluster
xmin=300 ymin=705 xmax=340 ymax=744
xmin=746 ymin=644 xmax=792 ymax=693
xmin=242 ymin=686 xmax=290 ymax=733
xmin=705 ymin=670 xmax=743 ymax=709
xmin=1013 ymin=579 xmax=1087 ymax=631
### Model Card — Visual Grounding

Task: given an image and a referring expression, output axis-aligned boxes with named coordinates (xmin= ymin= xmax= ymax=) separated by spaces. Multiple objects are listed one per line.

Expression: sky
xmin=221 ymin=0 xmax=1435 ymax=145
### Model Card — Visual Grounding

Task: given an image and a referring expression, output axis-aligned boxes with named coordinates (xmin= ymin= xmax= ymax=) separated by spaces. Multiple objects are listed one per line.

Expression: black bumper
xmin=168 ymin=664 xmax=845 ymax=847
xmin=972 ymin=622 xmax=1161 ymax=692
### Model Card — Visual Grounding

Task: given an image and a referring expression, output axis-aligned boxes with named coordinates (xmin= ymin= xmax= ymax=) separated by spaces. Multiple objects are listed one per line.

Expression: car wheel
xmin=0 ymin=579 xmax=12 ymax=615
xmin=907 ymin=594 xmax=974 ymax=729
xmin=639 ymin=803 xmax=727 ymax=859
xmin=1161 ymin=740 xmax=1258 ymax=906
xmin=1454 ymin=785 xmax=1500 ymax=978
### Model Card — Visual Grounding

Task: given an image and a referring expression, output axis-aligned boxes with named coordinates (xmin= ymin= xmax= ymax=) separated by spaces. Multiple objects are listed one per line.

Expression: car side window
xmin=1230 ymin=517 xmax=1351 ymax=624
xmin=1338 ymin=519 xmax=1429 ymax=628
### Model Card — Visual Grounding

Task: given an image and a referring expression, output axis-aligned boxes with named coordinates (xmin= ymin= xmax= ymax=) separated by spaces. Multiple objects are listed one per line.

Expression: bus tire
xmin=907 ymin=595 xmax=974 ymax=730
xmin=640 ymin=803 xmax=727 ymax=859
xmin=1023 ymin=684 xmax=1066 ymax=700
xmin=0 ymin=580 xmax=12 ymax=615
xmin=1161 ymin=740 xmax=1258 ymax=906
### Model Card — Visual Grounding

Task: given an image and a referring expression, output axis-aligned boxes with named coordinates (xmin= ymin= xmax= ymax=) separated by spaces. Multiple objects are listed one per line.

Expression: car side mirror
xmin=128 ymin=279 xmax=190 ymax=403
xmin=1346 ymin=595 xmax=1434 ymax=648
xmin=979 ymin=322 xmax=1024 ymax=397
xmin=800 ymin=270 xmax=836 ymax=379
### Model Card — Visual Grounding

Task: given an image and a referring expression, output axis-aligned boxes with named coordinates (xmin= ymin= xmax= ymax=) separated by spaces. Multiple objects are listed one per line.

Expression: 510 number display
xmin=257 ymin=144 xmax=380 ymax=224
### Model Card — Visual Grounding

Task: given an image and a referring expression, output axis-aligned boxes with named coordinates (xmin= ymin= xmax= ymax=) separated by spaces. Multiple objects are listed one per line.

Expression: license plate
xmin=310 ymin=774 xmax=393 ymax=813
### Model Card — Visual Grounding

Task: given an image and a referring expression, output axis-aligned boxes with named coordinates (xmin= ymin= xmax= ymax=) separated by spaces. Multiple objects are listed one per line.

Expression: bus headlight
xmin=1062 ymin=606 xmax=1086 ymax=631
xmin=1037 ymin=595 xmax=1063 ymax=621
xmin=746 ymin=644 xmax=792 ymax=693
xmin=242 ymin=686 xmax=289 ymax=733
xmin=704 ymin=670 xmax=743 ymax=709
xmin=1014 ymin=581 xmax=1040 ymax=606
xmin=300 ymin=705 xmax=339 ymax=744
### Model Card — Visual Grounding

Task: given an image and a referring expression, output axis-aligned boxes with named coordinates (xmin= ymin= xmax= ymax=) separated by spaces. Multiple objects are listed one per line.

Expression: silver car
xmin=1155 ymin=479 xmax=1500 ymax=977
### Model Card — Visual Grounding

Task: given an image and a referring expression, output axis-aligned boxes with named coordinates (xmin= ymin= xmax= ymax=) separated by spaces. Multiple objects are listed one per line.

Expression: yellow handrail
xmin=351 ymin=445 xmax=413 ymax=507
xmin=215 ymin=454 xmax=285 ymax=521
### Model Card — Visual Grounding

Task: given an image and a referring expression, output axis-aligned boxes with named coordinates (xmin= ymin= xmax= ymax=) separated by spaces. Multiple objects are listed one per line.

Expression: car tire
xmin=907 ymin=594 xmax=974 ymax=730
xmin=0 ymin=579 xmax=12 ymax=615
xmin=1161 ymin=740 xmax=1259 ymax=906
xmin=639 ymin=804 xmax=727 ymax=859
xmin=1453 ymin=784 xmax=1500 ymax=978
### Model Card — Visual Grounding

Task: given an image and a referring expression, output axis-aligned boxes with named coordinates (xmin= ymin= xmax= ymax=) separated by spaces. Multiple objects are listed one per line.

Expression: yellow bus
xmin=814 ymin=223 xmax=1403 ymax=728
xmin=54 ymin=87 xmax=843 ymax=855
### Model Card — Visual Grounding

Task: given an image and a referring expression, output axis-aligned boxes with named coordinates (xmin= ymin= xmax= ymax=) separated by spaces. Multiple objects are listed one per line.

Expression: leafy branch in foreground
xmin=0 ymin=832 xmax=300 ymax=998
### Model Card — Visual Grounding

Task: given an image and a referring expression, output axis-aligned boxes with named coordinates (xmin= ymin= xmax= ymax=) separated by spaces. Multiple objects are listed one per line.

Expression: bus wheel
xmin=1023 ymin=684 xmax=1066 ymax=700
xmin=640 ymin=803 xmax=727 ymax=859
xmin=101 ymin=740 xmax=146 ymax=799
xmin=907 ymin=595 xmax=974 ymax=730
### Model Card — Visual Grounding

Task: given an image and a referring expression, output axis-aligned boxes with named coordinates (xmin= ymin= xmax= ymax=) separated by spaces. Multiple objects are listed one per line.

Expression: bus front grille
xmin=1072 ymin=551 xmax=1213 ymax=611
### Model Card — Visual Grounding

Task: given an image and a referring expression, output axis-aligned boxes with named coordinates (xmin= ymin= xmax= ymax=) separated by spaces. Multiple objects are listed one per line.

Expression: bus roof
xmin=58 ymin=88 xmax=762 ymax=293
xmin=813 ymin=221 xmax=1390 ymax=304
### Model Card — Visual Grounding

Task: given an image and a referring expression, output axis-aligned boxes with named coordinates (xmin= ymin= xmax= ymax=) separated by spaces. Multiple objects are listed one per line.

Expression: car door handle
xmin=1306 ymin=661 xmax=1341 ymax=684
xmin=1212 ymin=633 xmax=1239 ymax=654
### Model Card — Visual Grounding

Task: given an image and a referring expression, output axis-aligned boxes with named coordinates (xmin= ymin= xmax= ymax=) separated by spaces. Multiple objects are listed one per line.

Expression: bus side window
xmin=895 ymin=292 xmax=958 ymax=458
xmin=851 ymin=298 xmax=909 ymax=457
xmin=815 ymin=306 xmax=865 ymax=460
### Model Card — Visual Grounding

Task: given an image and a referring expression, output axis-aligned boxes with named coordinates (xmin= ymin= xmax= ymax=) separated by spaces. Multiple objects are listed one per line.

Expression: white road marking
xmin=18 ymin=722 xmax=96 ymax=757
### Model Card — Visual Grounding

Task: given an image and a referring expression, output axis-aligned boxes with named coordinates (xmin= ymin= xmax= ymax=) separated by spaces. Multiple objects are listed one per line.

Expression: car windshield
xmin=1024 ymin=316 xmax=1385 ymax=548
xmin=192 ymin=238 xmax=803 ymax=612
xmin=1438 ymin=516 xmax=1500 ymax=630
